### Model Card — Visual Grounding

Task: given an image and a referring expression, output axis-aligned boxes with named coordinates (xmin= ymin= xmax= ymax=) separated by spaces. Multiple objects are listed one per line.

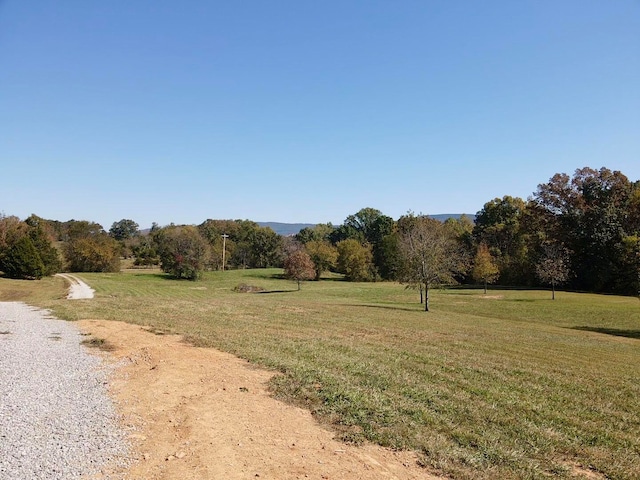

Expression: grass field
xmin=2 ymin=269 xmax=639 ymax=479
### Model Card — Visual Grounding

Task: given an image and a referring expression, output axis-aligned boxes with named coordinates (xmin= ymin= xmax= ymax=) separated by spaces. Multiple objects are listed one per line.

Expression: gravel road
xmin=55 ymin=274 xmax=95 ymax=300
xmin=0 ymin=302 xmax=129 ymax=479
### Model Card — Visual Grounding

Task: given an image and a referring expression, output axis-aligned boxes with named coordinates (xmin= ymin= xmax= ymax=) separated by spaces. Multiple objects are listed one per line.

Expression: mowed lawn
xmin=3 ymin=269 xmax=639 ymax=479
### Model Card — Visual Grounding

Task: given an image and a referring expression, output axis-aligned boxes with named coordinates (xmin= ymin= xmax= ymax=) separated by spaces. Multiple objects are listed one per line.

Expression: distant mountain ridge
xmin=258 ymin=214 xmax=474 ymax=236
xmin=257 ymin=222 xmax=317 ymax=236
xmin=429 ymin=213 xmax=475 ymax=222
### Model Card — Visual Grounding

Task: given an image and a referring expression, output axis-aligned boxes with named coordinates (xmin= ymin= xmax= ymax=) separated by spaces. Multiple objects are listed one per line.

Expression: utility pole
xmin=221 ymin=234 xmax=229 ymax=271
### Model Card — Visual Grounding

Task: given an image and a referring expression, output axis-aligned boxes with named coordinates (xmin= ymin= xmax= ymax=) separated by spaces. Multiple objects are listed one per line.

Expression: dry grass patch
xmin=81 ymin=336 xmax=116 ymax=351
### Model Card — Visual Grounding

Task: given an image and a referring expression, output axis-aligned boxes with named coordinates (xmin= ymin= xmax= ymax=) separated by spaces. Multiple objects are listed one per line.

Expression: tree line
xmin=1 ymin=167 xmax=638 ymax=301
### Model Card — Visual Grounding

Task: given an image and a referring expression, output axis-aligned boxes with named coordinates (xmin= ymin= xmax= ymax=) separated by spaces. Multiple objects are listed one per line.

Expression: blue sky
xmin=1 ymin=1 xmax=638 ymax=229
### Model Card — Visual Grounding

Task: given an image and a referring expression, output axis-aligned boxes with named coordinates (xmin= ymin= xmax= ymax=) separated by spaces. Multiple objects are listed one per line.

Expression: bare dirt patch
xmin=79 ymin=320 xmax=443 ymax=480
xmin=564 ymin=461 xmax=607 ymax=479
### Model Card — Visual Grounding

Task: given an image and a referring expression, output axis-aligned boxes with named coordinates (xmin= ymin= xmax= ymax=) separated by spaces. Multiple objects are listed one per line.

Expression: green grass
xmin=3 ymin=269 xmax=639 ymax=479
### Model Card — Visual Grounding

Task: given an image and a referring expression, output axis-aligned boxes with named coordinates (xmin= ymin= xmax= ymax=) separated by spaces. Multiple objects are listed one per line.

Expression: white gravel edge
xmin=55 ymin=274 xmax=95 ymax=300
xmin=0 ymin=302 xmax=130 ymax=479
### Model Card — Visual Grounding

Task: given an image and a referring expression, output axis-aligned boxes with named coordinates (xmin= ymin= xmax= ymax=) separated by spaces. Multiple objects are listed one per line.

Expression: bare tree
xmin=536 ymin=242 xmax=571 ymax=300
xmin=398 ymin=214 xmax=468 ymax=311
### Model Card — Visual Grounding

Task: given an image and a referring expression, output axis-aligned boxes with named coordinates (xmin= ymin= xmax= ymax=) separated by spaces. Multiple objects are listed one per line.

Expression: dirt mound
xmin=79 ymin=320 xmax=444 ymax=480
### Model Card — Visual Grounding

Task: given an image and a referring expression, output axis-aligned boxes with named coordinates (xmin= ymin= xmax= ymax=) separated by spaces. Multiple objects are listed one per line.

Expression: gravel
xmin=54 ymin=274 xmax=95 ymax=300
xmin=0 ymin=302 xmax=129 ymax=479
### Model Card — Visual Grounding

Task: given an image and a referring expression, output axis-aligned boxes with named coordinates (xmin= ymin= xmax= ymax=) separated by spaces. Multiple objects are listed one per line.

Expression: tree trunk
xmin=551 ymin=281 xmax=555 ymax=300
xmin=424 ymin=284 xmax=429 ymax=312
xmin=297 ymin=279 xmax=301 ymax=291
xmin=484 ymin=278 xmax=487 ymax=294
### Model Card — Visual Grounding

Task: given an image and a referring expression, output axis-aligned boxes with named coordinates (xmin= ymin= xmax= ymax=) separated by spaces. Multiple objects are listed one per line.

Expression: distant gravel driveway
xmin=0 ymin=302 xmax=128 ymax=479
xmin=55 ymin=274 xmax=95 ymax=300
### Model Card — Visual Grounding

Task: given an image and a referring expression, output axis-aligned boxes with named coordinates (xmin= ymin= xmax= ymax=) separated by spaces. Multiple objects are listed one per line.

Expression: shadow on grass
xmin=571 ymin=326 xmax=640 ymax=340
xmin=344 ymin=303 xmax=423 ymax=313
xmin=242 ymin=272 xmax=348 ymax=282
xmin=448 ymin=285 xmax=547 ymax=292
xmin=237 ymin=272 xmax=287 ymax=280
xmin=136 ymin=273 xmax=213 ymax=282
xmin=134 ymin=273 xmax=175 ymax=280
xmin=256 ymin=290 xmax=295 ymax=294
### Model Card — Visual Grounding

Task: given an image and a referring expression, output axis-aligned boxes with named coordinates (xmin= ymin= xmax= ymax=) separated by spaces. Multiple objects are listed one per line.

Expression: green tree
xmin=198 ymin=219 xmax=238 ymax=270
xmin=534 ymin=167 xmax=635 ymax=293
xmin=375 ymin=231 xmax=402 ymax=280
xmin=1 ymin=235 xmax=45 ymax=279
xmin=0 ymin=215 xmax=60 ymax=278
xmin=156 ymin=225 xmax=210 ymax=280
xmin=199 ymin=219 xmax=273 ymax=270
xmin=616 ymin=235 xmax=640 ymax=297
xmin=64 ymin=235 xmax=121 ymax=272
xmin=246 ymin=227 xmax=282 ymax=268
xmin=283 ymin=249 xmax=316 ymax=290
xmin=472 ymin=243 xmax=499 ymax=294
xmin=28 ymin=226 xmax=62 ymax=276
xmin=62 ymin=220 xmax=105 ymax=241
xmin=446 ymin=214 xmax=475 ymax=248
xmin=131 ymin=235 xmax=160 ymax=266
xmin=398 ymin=214 xmax=468 ymax=311
xmin=332 ymin=208 xmax=395 ymax=279
xmin=473 ymin=196 xmax=531 ymax=285
xmin=0 ymin=214 xmax=28 ymax=251
xmin=336 ymin=239 xmax=374 ymax=282
xmin=295 ymin=223 xmax=335 ymax=244
xmin=305 ymin=240 xmax=338 ymax=280
xmin=109 ymin=219 xmax=139 ymax=241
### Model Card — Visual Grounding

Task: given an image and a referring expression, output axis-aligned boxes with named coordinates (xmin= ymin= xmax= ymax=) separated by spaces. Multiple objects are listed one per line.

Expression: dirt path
xmin=79 ymin=320 xmax=444 ymax=480
xmin=55 ymin=273 xmax=95 ymax=299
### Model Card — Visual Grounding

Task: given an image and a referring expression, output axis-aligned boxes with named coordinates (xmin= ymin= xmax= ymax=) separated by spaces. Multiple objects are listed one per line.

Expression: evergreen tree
xmin=1 ymin=235 xmax=45 ymax=279
xmin=29 ymin=226 xmax=62 ymax=276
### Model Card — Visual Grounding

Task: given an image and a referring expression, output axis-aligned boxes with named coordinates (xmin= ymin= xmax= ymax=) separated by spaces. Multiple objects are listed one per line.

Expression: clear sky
xmin=1 ymin=1 xmax=639 ymax=229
